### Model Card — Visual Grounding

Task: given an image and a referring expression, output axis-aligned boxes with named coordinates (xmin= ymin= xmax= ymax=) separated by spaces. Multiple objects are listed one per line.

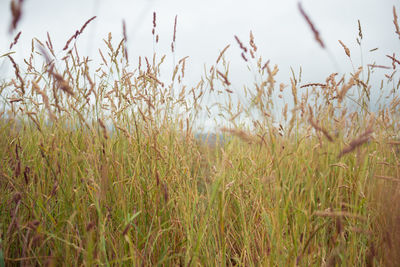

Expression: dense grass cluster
xmin=1 ymin=7 xmax=400 ymax=266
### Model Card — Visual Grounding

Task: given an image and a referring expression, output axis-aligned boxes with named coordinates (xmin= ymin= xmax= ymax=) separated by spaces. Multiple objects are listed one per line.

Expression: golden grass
xmin=0 ymin=4 xmax=399 ymax=266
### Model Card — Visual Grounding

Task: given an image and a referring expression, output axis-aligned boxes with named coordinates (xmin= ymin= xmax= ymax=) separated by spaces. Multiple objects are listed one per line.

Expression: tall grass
xmin=1 ymin=6 xmax=400 ymax=266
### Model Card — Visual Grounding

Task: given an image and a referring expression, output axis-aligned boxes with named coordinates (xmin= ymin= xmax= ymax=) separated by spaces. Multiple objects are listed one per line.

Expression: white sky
xmin=0 ymin=0 xmax=399 ymax=130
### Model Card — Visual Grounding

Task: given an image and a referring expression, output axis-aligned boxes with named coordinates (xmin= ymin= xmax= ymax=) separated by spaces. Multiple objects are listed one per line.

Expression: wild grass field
xmin=1 ymin=3 xmax=400 ymax=266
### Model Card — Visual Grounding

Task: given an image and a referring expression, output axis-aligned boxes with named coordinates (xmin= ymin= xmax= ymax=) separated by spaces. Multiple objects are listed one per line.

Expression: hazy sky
xmin=0 ymin=0 xmax=399 ymax=129
xmin=1 ymin=0 xmax=398 ymax=78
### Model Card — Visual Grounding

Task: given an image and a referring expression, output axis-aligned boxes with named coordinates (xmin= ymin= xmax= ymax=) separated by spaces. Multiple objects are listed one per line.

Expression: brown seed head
xmin=86 ymin=222 xmax=96 ymax=232
xmin=9 ymin=0 xmax=23 ymax=33
xmin=9 ymin=31 xmax=21 ymax=49
xmin=298 ymin=3 xmax=325 ymax=49
xmin=300 ymin=83 xmax=327 ymax=88
xmin=249 ymin=30 xmax=257 ymax=52
xmin=234 ymin=35 xmax=248 ymax=53
xmin=98 ymin=118 xmax=109 ymax=139
xmin=122 ymin=20 xmax=129 ymax=62
xmin=220 ymin=127 xmax=258 ymax=144
xmin=338 ymin=40 xmax=351 ymax=58
xmin=387 ymin=54 xmax=400 ymax=69
xmin=241 ymin=52 xmax=248 ymax=62
xmin=358 ymin=20 xmax=363 ymax=40
xmin=216 ymin=44 xmax=230 ymax=64
xmin=338 ymin=127 xmax=373 ymax=158
xmin=394 ymin=6 xmax=400 ymax=39
xmin=7 ymin=55 xmax=25 ymax=94
xmin=122 ymin=223 xmax=131 ymax=236
xmin=308 ymin=115 xmax=334 ymax=142
xmin=63 ymin=16 xmax=96 ymax=50
xmin=216 ymin=70 xmax=231 ymax=86
xmin=173 ymin=15 xmax=177 ymax=42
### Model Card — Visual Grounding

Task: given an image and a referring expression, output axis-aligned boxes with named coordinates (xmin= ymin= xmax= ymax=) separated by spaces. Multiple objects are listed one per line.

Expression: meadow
xmin=1 ymin=4 xmax=400 ymax=266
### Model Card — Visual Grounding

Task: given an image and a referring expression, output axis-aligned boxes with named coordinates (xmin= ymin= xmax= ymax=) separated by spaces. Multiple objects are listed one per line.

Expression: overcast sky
xmin=0 ymin=0 xmax=399 ymax=129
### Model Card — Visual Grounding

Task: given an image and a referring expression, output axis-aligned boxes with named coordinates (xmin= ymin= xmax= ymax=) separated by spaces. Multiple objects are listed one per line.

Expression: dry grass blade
xmin=298 ymin=3 xmax=325 ymax=49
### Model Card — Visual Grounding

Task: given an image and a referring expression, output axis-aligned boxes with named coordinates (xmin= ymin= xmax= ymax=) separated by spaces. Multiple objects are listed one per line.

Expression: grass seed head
xmin=9 ymin=0 xmax=23 ymax=33
xmin=234 ymin=35 xmax=248 ymax=53
xmin=216 ymin=44 xmax=230 ymax=64
xmin=393 ymin=6 xmax=400 ymax=39
xmin=298 ymin=3 xmax=325 ymax=48
xmin=338 ymin=40 xmax=351 ymax=58
xmin=338 ymin=128 xmax=373 ymax=158
xmin=63 ymin=16 xmax=96 ymax=50
xmin=9 ymin=31 xmax=22 ymax=49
